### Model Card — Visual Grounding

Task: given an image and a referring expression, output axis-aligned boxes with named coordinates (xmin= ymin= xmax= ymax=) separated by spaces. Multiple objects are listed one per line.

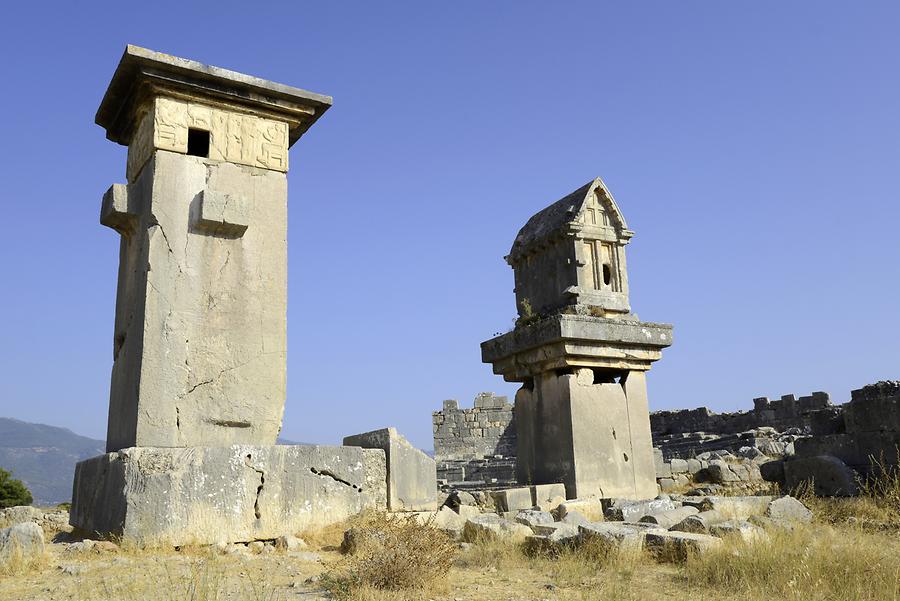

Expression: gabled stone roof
xmin=507 ymin=177 xmax=629 ymax=260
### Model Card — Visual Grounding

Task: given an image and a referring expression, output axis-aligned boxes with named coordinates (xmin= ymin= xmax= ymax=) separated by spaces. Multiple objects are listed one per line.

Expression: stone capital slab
xmin=96 ymin=45 xmax=332 ymax=149
xmin=481 ymin=314 xmax=673 ymax=381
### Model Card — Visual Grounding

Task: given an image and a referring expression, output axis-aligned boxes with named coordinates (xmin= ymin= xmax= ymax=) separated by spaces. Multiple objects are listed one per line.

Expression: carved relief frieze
xmin=126 ymin=96 xmax=290 ymax=181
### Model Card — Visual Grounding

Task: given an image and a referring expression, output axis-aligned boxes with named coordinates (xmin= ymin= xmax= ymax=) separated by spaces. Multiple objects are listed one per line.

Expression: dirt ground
xmin=3 ymin=500 xmax=900 ymax=601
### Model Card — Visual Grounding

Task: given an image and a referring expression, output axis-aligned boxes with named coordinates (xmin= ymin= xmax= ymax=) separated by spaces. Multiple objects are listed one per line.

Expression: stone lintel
xmin=481 ymin=314 xmax=672 ymax=381
xmin=96 ymin=45 xmax=332 ymax=147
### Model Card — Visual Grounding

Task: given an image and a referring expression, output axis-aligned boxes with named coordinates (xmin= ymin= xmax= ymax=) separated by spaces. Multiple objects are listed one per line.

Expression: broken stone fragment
xmin=462 ymin=514 xmax=533 ymax=543
xmin=683 ymin=495 xmax=773 ymax=519
xmin=491 ymin=487 xmax=533 ymax=513
xmin=783 ymin=455 xmax=858 ymax=497
xmin=708 ymin=519 xmax=767 ymax=543
xmin=765 ymin=496 xmax=813 ymax=524
xmin=638 ymin=505 xmax=699 ymax=529
xmin=555 ymin=498 xmax=606 ymax=522
xmin=644 ymin=530 xmax=723 ymax=562
xmin=578 ymin=522 xmax=663 ymax=552
xmin=514 ymin=509 xmax=555 ymax=528
xmin=0 ymin=522 xmax=44 ymax=566
xmin=604 ymin=497 xmax=676 ymax=522
xmin=343 ymin=427 xmax=438 ymax=512
xmin=671 ymin=510 xmax=725 ymax=534
xmin=275 ymin=535 xmax=306 ymax=551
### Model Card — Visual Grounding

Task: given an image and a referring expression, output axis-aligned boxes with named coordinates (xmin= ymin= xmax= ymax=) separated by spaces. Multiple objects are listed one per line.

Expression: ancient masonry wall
xmin=432 ymin=393 xmax=517 ymax=488
xmin=650 ymin=391 xmax=845 ymax=459
xmin=793 ymin=381 xmax=900 ymax=473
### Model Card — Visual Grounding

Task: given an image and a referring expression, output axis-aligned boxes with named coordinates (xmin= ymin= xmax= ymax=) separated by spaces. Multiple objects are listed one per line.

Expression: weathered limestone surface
xmin=783 ymin=455 xmax=858 ymax=497
xmin=96 ymin=46 xmax=331 ymax=452
xmin=514 ymin=369 xmax=658 ymax=500
xmin=481 ymin=179 xmax=672 ymax=501
xmin=482 ymin=314 xmax=671 ymax=380
xmin=343 ymin=428 xmax=437 ymax=512
xmin=0 ymin=522 xmax=44 ymax=565
xmin=70 ymin=445 xmax=386 ymax=546
xmin=645 ymin=530 xmax=723 ymax=561
xmin=73 ymin=46 xmax=347 ymax=545
xmin=105 ymin=152 xmax=290 ymax=451
xmin=491 ymin=487 xmax=533 ymax=512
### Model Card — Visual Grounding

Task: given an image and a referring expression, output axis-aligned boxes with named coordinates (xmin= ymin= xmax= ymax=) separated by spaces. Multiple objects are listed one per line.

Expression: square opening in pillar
xmin=187 ymin=128 xmax=210 ymax=158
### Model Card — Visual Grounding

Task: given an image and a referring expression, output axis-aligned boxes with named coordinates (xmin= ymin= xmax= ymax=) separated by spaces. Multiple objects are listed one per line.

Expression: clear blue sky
xmin=0 ymin=2 xmax=898 ymax=451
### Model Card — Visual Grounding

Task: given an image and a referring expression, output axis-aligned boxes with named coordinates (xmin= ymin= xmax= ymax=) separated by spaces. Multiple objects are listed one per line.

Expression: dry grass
xmin=796 ymin=454 xmax=900 ymax=531
xmin=6 ymin=475 xmax=900 ymax=601
xmin=685 ymin=523 xmax=900 ymax=601
xmin=322 ymin=512 xmax=458 ymax=599
xmin=0 ymin=542 xmax=47 ymax=577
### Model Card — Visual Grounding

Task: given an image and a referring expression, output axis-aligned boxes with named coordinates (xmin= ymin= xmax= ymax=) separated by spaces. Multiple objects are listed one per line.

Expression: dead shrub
xmin=322 ymin=512 xmax=457 ymax=599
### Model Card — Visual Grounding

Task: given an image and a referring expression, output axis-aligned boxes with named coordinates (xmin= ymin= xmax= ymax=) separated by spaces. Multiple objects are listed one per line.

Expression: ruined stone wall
xmin=433 ymin=393 xmax=516 ymax=461
xmin=650 ymin=391 xmax=845 ymax=460
xmin=651 ymin=391 xmax=843 ymax=438
xmin=793 ymin=381 xmax=900 ymax=473
xmin=432 ymin=393 xmax=517 ymax=489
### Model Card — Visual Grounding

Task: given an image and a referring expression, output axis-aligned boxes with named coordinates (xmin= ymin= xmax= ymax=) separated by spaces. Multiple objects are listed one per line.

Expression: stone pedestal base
xmin=70 ymin=444 xmax=386 ymax=546
xmin=515 ymin=369 xmax=657 ymax=500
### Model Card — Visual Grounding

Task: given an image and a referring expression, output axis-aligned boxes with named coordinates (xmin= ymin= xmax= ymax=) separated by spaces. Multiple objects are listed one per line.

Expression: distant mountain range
xmin=0 ymin=418 xmax=105 ymax=506
xmin=0 ymin=417 xmax=316 ymax=506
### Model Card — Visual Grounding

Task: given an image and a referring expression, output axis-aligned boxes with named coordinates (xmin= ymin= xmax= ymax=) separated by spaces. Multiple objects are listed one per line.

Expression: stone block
xmin=70 ymin=444 xmax=386 ymax=546
xmin=532 ymin=483 xmax=567 ymax=508
xmin=0 ymin=506 xmax=44 ymax=526
xmin=344 ymin=427 xmax=437 ymax=511
xmin=462 ymin=514 xmax=532 ymax=543
xmin=669 ymin=458 xmax=689 ymax=474
xmin=429 ymin=506 xmax=468 ymax=539
xmin=555 ymin=498 xmax=606 ymax=522
xmin=685 ymin=496 xmax=773 ymax=519
xmin=759 ymin=459 xmax=785 ymax=482
xmin=523 ymin=524 xmax=580 ymax=554
xmin=0 ymin=522 xmax=44 ymax=566
xmin=492 ymin=487 xmax=533 ymax=512
xmin=515 ymin=510 xmax=555 ymax=528
xmin=196 ymin=190 xmax=250 ymax=237
xmin=765 ymin=496 xmax=812 ymax=524
xmin=783 ymin=455 xmax=858 ymax=497
xmin=604 ymin=497 xmax=676 ymax=522
xmin=671 ymin=510 xmax=725 ymax=534
xmin=709 ymin=519 xmax=767 ymax=543
xmin=578 ymin=522 xmax=663 ymax=552
xmin=685 ymin=458 xmax=702 ymax=475
xmin=846 ymin=382 xmax=900 ymax=433
xmin=515 ymin=371 xmax=658 ymax=500
xmin=99 ymin=183 xmax=136 ymax=233
xmin=658 ymin=478 xmax=678 ymax=493
xmin=638 ymin=505 xmax=699 ymax=529
xmin=104 ymin=153 xmax=291 ymax=452
xmin=701 ymin=461 xmax=740 ymax=483
xmin=645 ymin=530 xmax=723 ymax=561
xmin=654 ymin=449 xmax=672 ymax=478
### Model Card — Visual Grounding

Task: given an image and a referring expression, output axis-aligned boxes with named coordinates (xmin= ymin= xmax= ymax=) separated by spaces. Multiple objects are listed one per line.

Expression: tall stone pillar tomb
xmin=481 ymin=178 xmax=673 ymax=500
xmin=71 ymin=47 xmax=389 ymax=546
xmin=95 ymin=46 xmax=332 ymax=452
